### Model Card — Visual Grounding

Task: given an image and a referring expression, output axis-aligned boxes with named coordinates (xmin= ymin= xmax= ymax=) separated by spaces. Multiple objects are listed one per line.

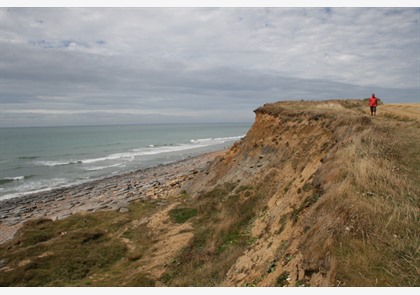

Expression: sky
xmin=1 ymin=5 xmax=419 ymax=127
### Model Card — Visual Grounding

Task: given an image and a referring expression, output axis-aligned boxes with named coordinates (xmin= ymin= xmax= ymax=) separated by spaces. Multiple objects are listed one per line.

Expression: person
xmin=369 ymin=93 xmax=378 ymax=116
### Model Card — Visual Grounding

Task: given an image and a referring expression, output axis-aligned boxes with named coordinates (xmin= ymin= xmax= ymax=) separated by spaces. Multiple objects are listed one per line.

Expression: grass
xmin=276 ymin=271 xmax=290 ymax=286
xmin=169 ymin=208 xmax=197 ymax=224
xmin=161 ymin=181 xmax=269 ymax=286
xmin=0 ymin=181 xmax=265 ymax=287
xmin=0 ymin=201 xmax=157 ymax=286
xmin=291 ymin=194 xmax=321 ymax=224
xmin=0 ymin=217 xmax=127 ymax=286
xmin=302 ymin=114 xmax=420 ymax=286
xmin=0 ymin=99 xmax=418 ymax=287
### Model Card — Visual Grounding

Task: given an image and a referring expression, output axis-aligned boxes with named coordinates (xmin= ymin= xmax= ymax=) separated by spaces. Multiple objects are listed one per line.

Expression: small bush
xmin=276 ymin=271 xmax=290 ymax=286
xmin=217 ymin=230 xmax=241 ymax=254
xmin=169 ymin=208 xmax=197 ymax=223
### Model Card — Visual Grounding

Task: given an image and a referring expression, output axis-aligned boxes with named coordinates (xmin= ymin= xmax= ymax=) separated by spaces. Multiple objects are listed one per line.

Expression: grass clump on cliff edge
xmin=161 ymin=182 xmax=265 ymax=286
xmin=169 ymin=207 xmax=197 ymax=223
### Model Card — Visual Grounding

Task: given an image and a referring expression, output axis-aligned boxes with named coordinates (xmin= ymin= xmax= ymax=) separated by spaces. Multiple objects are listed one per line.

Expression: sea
xmin=0 ymin=123 xmax=251 ymax=201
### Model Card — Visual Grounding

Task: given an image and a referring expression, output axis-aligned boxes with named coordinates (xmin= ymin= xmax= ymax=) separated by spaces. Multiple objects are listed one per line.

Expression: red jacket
xmin=369 ymin=96 xmax=378 ymax=107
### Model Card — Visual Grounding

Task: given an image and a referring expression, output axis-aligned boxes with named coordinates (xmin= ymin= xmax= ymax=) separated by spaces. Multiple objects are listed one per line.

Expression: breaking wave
xmin=34 ymin=135 xmax=245 ymax=168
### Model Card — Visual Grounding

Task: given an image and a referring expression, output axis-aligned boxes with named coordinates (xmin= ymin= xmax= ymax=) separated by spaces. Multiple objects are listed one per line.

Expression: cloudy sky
xmin=1 ymin=7 xmax=419 ymax=127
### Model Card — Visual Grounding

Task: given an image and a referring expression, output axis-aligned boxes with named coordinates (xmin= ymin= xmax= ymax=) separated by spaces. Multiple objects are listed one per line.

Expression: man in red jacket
xmin=369 ymin=93 xmax=378 ymax=116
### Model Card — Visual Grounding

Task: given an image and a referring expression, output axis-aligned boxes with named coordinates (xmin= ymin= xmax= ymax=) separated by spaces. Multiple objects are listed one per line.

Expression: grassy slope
xmin=300 ymin=102 xmax=420 ymax=286
xmin=0 ymin=99 xmax=418 ymax=286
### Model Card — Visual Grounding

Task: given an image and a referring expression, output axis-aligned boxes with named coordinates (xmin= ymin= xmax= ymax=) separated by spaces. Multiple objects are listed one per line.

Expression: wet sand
xmin=0 ymin=150 xmax=222 ymax=245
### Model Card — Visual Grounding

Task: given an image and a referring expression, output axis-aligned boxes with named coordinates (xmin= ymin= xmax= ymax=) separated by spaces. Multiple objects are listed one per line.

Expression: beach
xmin=0 ymin=123 xmax=250 ymax=200
xmin=0 ymin=150 xmax=223 ymax=245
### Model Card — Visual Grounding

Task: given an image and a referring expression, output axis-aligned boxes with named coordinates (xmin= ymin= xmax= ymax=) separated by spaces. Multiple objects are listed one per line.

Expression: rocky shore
xmin=0 ymin=150 xmax=222 ymax=245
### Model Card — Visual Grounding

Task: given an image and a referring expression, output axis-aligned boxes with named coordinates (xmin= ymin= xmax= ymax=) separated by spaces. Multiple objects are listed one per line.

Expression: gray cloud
xmin=1 ymin=7 xmax=419 ymax=127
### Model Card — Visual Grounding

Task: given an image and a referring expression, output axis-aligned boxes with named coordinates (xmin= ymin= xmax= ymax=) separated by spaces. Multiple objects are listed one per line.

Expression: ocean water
xmin=0 ymin=123 xmax=251 ymax=201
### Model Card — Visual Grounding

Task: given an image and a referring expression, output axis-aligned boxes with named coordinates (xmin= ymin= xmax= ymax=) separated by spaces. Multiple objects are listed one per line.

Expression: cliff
xmin=173 ymin=99 xmax=419 ymax=286
xmin=1 ymin=99 xmax=418 ymax=287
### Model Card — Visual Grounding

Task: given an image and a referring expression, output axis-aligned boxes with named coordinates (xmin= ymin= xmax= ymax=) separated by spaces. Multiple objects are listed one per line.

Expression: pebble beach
xmin=0 ymin=150 xmax=222 ymax=245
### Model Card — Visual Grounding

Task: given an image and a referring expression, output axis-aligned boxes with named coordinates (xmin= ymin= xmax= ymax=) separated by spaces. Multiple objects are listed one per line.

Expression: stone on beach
xmin=0 ymin=151 xmax=221 ymax=245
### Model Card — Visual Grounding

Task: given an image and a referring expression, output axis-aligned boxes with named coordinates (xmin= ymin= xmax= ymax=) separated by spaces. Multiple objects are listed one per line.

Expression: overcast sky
xmin=1 ymin=7 xmax=419 ymax=127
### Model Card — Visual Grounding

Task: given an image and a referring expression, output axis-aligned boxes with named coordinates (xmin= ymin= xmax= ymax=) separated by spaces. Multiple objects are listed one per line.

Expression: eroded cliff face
xmin=95 ymin=99 xmax=416 ymax=287
xmin=3 ymin=100 xmax=416 ymax=287
xmin=185 ymin=101 xmax=363 ymax=286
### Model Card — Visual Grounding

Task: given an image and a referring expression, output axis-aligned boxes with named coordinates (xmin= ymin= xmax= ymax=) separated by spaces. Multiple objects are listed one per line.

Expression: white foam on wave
xmin=81 ymin=153 xmax=132 ymax=164
xmin=34 ymin=160 xmax=82 ymax=167
xmin=190 ymin=135 xmax=245 ymax=144
xmin=0 ymin=187 xmax=53 ymax=201
xmin=83 ymin=163 xmax=124 ymax=171
xmin=2 ymin=134 xmax=246 ymax=201
xmin=216 ymin=135 xmax=245 ymax=141
xmin=4 ymin=176 xmax=26 ymax=181
xmin=0 ymin=177 xmax=73 ymax=201
xmin=34 ymin=134 xmax=245 ymax=167
xmin=132 ymin=143 xmax=206 ymax=155
xmin=190 ymin=138 xmax=213 ymax=143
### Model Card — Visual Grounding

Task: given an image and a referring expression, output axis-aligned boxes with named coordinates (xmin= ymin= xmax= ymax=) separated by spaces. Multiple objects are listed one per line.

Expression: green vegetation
xmin=276 ymin=271 xmax=290 ymax=286
xmin=0 ymin=181 xmax=266 ymax=287
xmin=163 ymin=176 xmax=282 ymax=286
xmin=291 ymin=194 xmax=321 ymax=224
xmin=0 ymin=201 xmax=157 ymax=286
xmin=0 ymin=215 xmax=127 ymax=286
xmin=169 ymin=208 xmax=197 ymax=223
xmin=161 ymin=181 xmax=269 ymax=286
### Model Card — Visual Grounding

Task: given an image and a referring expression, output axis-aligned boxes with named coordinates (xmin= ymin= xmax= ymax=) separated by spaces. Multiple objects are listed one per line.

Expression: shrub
xmin=169 ymin=208 xmax=197 ymax=223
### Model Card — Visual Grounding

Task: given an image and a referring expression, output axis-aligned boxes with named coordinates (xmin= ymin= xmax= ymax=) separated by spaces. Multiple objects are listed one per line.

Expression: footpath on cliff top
xmin=0 ymin=99 xmax=419 ymax=287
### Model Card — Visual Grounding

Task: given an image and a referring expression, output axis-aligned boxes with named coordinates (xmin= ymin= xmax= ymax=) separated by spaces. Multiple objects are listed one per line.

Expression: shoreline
xmin=0 ymin=149 xmax=224 ymax=245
